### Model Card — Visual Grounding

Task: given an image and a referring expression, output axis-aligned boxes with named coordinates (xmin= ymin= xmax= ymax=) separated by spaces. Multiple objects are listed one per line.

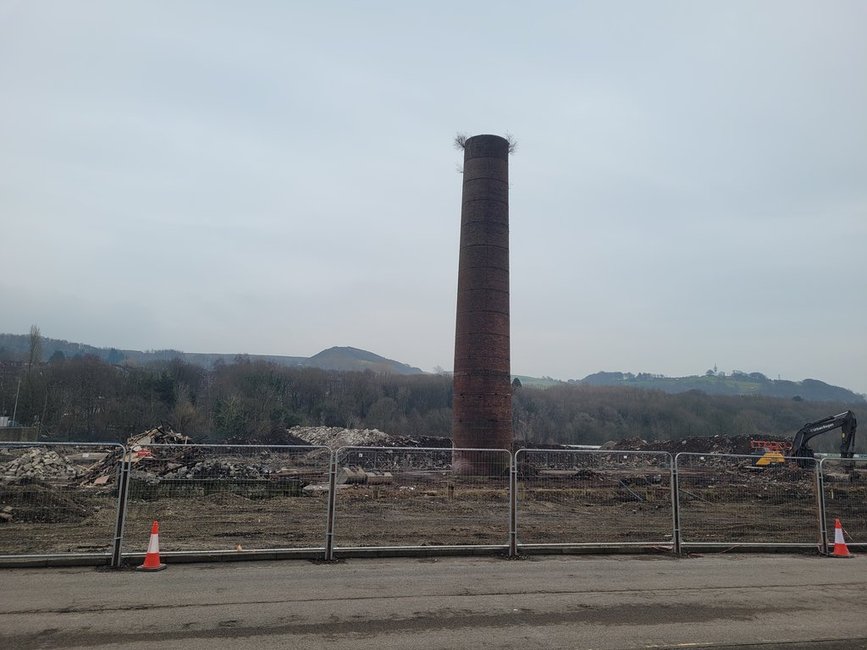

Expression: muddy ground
xmin=2 ymin=473 xmax=865 ymax=556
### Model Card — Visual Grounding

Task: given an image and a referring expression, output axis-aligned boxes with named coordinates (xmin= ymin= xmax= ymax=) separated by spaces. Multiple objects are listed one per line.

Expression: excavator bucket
xmin=755 ymin=451 xmax=786 ymax=466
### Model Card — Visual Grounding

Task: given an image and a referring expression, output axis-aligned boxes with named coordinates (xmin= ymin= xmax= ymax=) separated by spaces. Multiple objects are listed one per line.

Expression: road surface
xmin=1 ymin=553 xmax=866 ymax=649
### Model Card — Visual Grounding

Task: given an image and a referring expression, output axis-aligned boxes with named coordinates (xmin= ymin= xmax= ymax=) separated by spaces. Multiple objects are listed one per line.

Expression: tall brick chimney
xmin=452 ymin=134 xmax=512 ymax=474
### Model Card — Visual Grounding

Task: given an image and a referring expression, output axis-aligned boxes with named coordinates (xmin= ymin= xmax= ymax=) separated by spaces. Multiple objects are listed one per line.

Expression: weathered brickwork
xmin=453 ymin=134 xmax=512 ymax=472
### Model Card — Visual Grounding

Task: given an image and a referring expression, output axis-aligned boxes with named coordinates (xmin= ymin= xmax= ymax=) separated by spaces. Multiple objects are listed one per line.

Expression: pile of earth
xmin=601 ymin=435 xmax=758 ymax=455
xmin=223 ymin=430 xmax=311 ymax=446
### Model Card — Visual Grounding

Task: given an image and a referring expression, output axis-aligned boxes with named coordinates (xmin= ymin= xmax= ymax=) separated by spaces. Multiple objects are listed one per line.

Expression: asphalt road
xmin=1 ymin=553 xmax=866 ymax=649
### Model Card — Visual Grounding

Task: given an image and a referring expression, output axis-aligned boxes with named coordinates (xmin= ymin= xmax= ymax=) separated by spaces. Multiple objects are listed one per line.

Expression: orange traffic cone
xmin=830 ymin=518 xmax=854 ymax=558
xmin=136 ymin=520 xmax=167 ymax=571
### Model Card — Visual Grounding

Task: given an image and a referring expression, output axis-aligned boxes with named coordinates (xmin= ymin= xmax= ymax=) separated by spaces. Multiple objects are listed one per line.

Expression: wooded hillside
xmin=1 ymin=355 xmax=861 ymax=454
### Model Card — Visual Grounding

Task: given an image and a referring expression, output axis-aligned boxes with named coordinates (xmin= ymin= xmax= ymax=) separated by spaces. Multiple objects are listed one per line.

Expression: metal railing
xmin=328 ymin=447 xmax=511 ymax=557
xmin=819 ymin=457 xmax=867 ymax=550
xmin=121 ymin=444 xmax=332 ymax=559
xmin=0 ymin=442 xmax=126 ymax=562
xmin=515 ymin=449 xmax=674 ymax=551
xmin=674 ymin=453 xmax=822 ymax=550
xmin=2 ymin=442 xmax=864 ymax=566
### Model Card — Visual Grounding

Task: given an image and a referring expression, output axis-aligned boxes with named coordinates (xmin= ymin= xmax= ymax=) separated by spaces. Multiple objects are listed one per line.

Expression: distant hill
xmin=574 ymin=371 xmax=865 ymax=404
xmin=512 ymin=375 xmax=565 ymax=389
xmin=306 ymin=346 xmax=423 ymax=374
xmin=3 ymin=332 xmax=862 ymax=400
xmin=0 ymin=334 xmax=423 ymax=376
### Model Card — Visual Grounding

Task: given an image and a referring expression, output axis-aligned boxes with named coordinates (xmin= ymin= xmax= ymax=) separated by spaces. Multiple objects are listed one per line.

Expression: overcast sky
xmin=1 ymin=1 xmax=865 ymax=394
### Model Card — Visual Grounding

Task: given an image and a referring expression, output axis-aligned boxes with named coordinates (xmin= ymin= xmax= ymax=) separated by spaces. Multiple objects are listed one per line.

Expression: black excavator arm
xmin=790 ymin=410 xmax=857 ymax=467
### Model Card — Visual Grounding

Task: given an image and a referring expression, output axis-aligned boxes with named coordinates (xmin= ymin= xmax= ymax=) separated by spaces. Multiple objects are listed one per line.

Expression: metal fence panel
xmin=820 ymin=458 xmax=867 ymax=549
xmin=675 ymin=453 xmax=821 ymax=547
xmin=122 ymin=444 xmax=331 ymax=553
xmin=0 ymin=443 xmax=125 ymax=559
xmin=8 ymin=440 xmax=858 ymax=564
xmin=515 ymin=449 xmax=674 ymax=548
xmin=331 ymin=447 xmax=511 ymax=550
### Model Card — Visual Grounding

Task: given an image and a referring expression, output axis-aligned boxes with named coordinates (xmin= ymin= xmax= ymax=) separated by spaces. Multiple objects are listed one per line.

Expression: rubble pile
xmin=288 ymin=426 xmax=451 ymax=450
xmin=73 ymin=427 xmax=192 ymax=487
xmin=290 ymin=426 xmax=391 ymax=449
xmin=225 ymin=430 xmax=311 ymax=446
xmin=78 ymin=451 xmax=124 ymax=486
xmin=160 ymin=459 xmax=278 ymax=481
xmin=1 ymin=449 xmax=85 ymax=483
xmin=0 ymin=427 xmax=193 ymax=488
xmin=127 ymin=427 xmax=191 ymax=450
xmin=117 ymin=428 xmax=329 ymax=493
xmin=602 ymin=435 xmax=756 ymax=455
xmin=388 ymin=434 xmax=452 ymax=448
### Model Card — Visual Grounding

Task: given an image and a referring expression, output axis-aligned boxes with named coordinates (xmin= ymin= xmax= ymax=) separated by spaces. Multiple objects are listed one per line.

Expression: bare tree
xmin=453 ymin=132 xmax=517 ymax=154
xmin=28 ymin=325 xmax=42 ymax=371
xmin=504 ymin=132 xmax=518 ymax=154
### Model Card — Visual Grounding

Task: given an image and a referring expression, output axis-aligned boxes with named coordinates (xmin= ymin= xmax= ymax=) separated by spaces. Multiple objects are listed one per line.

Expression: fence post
xmin=509 ymin=451 xmax=517 ymax=557
xmin=110 ymin=449 xmax=131 ymax=568
xmin=815 ymin=458 xmax=828 ymax=555
xmin=670 ymin=453 xmax=681 ymax=556
xmin=324 ymin=450 xmax=338 ymax=561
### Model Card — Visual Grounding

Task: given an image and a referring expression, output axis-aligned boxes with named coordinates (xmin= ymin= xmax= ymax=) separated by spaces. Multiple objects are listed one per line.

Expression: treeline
xmin=0 ymin=355 xmax=861 ymax=452
xmin=512 ymin=384 xmax=860 ymax=452
xmin=575 ymin=370 xmax=864 ymax=403
xmin=0 ymin=356 xmax=451 ymax=442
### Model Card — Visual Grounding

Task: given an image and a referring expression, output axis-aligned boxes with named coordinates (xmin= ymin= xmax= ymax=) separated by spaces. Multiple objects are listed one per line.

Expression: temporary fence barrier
xmin=515 ymin=449 xmax=675 ymax=552
xmin=818 ymin=457 xmax=867 ymax=551
xmin=4 ymin=441 xmax=860 ymax=567
xmin=0 ymin=442 xmax=126 ymax=564
xmin=121 ymin=444 xmax=332 ymax=560
xmin=329 ymin=447 xmax=511 ymax=557
xmin=674 ymin=453 xmax=822 ymax=550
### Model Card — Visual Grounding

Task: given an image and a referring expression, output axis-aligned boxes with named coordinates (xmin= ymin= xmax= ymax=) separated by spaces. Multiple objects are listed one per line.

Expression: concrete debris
xmin=336 ymin=466 xmax=393 ymax=485
xmin=288 ymin=426 xmax=452 ymax=450
xmin=0 ymin=427 xmax=194 ymax=488
xmin=96 ymin=427 xmax=330 ymax=494
xmin=289 ymin=426 xmax=391 ymax=449
xmin=3 ymin=425 xmax=859 ymax=494
xmin=161 ymin=459 xmax=282 ymax=481
xmin=301 ymin=483 xmax=332 ymax=495
xmin=0 ymin=448 xmax=86 ymax=483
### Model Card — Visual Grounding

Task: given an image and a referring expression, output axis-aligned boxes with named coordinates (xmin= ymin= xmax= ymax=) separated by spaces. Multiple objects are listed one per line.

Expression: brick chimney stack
xmin=452 ymin=134 xmax=512 ymax=473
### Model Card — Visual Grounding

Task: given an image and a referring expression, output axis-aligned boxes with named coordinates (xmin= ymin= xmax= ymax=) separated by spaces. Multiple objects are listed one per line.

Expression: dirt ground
xmin=4 ymin=477 xmax=865 ymax=556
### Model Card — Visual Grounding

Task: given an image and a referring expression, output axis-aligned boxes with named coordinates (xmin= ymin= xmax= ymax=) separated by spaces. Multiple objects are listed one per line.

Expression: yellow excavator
xmin=750 ymin=439 xmax=791 ymax=466
xmin=751 ymin=411 xmax=857 ymax=468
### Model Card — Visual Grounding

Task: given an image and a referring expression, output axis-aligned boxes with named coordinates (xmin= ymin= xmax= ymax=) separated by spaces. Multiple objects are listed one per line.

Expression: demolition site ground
xmin=1 ymin=428 xmax=866 ymax=557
